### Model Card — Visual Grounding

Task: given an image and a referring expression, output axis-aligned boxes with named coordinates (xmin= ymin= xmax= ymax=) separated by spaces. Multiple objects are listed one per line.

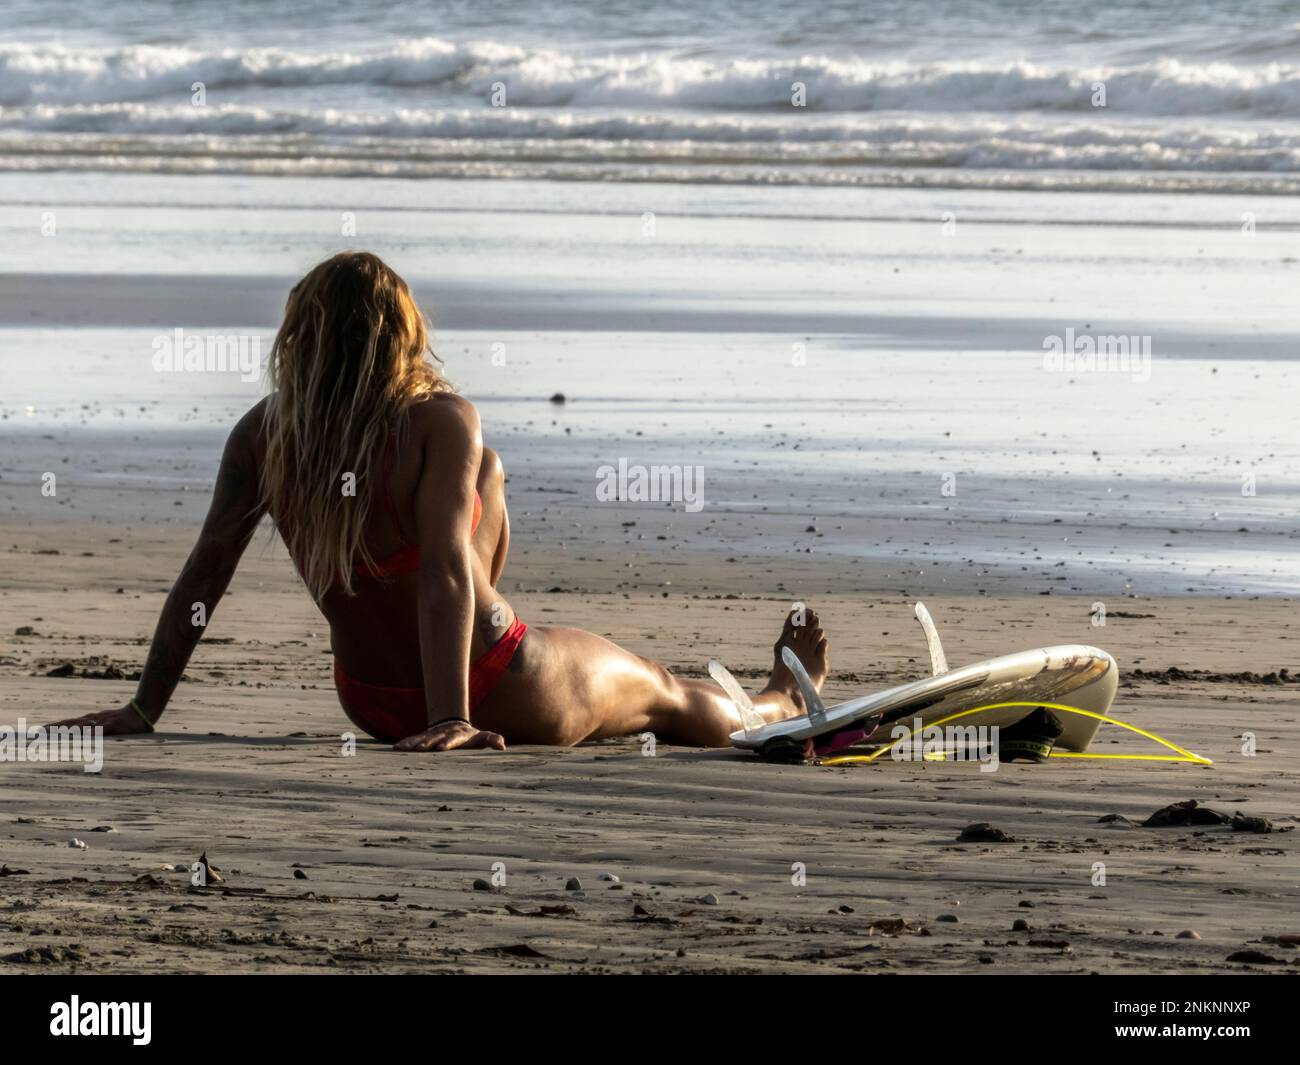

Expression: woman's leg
xmin=475 ymin=608 xmax=829 ymax=748
xmin=467 ymin=445 xmax=828 ymax=749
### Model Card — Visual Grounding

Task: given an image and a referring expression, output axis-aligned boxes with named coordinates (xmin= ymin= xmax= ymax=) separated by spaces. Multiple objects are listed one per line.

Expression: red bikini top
xmin=355 ymin=433 xmax=483 ymax=580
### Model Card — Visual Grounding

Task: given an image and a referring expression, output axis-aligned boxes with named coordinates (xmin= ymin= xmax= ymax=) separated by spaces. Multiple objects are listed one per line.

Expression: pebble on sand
xmin=472 ymin=878 xmax=493 ymax=891
xmin=565 ymin=877 xmax=582 ymax=891
xmin=1176 ymin=929 xmax=1201 ymax=939
xmin=1230 ymin=811 xmax=1275 ymax=834
xmin=68 ymin=838 xmax=87 ymax=849
xmin=1142 ymin=800 xmax=1229 ymax=827
xmin=1226 ymin=950 xmax=1281 ymax=965
xmin=958 ymin=823 xmax=1014 ymax=843
xmin=197 ymin=852 xmax=223 ymax=883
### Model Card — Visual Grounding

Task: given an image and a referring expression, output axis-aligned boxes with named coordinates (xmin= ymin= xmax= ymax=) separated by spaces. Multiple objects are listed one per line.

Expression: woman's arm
xmin=393 ymin=396 xmax=504 ymax=753
xmin=51 ymin=405 xmax=268 ymax=735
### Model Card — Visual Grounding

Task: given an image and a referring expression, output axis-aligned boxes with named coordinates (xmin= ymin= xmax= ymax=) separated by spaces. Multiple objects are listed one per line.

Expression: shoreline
xmin=3 ymin=519 xmax=1298 ymax=680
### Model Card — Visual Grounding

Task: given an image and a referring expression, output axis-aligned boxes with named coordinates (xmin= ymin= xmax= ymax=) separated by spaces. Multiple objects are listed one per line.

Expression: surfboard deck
xmin=728 ymin=595 xmax=1123 ymax=764
xmin=728 ymin=644 xmax=1118 ymax=754
xmin=719 ymin=602 xmax=1119 ymax=757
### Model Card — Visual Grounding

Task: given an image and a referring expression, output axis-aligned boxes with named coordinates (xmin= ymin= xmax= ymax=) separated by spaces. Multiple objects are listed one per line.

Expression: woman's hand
xmin=394 ymin=719 xmax=506 ymax=753
xmin=46 ymin=703 xmax=154 ymax=737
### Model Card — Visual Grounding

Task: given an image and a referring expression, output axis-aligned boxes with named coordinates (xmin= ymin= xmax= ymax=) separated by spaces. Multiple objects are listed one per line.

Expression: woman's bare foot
xmin=762 ymin=606 xmax=829 ymax=711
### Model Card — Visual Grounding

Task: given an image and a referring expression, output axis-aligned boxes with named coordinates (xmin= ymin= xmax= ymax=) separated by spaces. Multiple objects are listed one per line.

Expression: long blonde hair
xmin=262 ymin=252 xmax=448 ymax=600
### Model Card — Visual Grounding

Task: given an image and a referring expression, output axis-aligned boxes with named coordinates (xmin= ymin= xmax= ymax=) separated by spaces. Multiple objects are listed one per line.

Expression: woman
xmin=54 ymin=253 xmax=829 ymax=752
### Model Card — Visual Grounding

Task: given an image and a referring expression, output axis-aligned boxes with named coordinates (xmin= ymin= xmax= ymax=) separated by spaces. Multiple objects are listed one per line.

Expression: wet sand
xmin=6 ymin=176 xmax=1299 ymax=600
xmin=2 ymin=523 xmax=1297 ymax=974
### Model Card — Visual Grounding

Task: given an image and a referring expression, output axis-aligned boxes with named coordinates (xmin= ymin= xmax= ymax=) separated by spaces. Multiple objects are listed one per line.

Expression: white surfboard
xmin=721 ymin=603 xmax=1118 ymax=755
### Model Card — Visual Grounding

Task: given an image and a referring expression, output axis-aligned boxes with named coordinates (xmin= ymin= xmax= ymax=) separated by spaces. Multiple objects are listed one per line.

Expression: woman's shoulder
xmin=406 ymin=392 xmax=480 ymax=438
xmin=230 ymin=396 xmax=272 ymax=456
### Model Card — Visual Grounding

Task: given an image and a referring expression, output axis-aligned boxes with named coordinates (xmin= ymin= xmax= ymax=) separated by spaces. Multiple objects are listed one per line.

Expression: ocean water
xmin=3 ymin=0 xmax=1300 ymax=190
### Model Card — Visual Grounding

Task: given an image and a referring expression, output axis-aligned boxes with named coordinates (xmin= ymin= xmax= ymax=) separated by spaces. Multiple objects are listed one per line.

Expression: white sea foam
xmin=4 ymin=40 xmax=1300 ymax=116
xmin=3 ymin=23 xmax=1300 ymax=188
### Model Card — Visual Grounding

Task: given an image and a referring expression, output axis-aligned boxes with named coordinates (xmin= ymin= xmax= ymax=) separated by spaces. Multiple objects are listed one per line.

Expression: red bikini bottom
xmin=333 ymin=617 xmax=528 ymax=742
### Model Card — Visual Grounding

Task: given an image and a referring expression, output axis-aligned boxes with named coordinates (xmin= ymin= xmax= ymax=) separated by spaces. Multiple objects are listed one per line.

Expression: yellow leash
xmin=818 ymin=700 xmax=1213 ymax=767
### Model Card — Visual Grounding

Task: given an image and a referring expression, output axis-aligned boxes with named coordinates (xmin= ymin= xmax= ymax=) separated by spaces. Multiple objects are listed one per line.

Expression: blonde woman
xmin=54 ymin=253 xmax=828 ymax=752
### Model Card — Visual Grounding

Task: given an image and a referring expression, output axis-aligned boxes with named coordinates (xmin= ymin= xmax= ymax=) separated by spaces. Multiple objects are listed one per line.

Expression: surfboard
xmin=719 ymin=603 xmax=1118 ymax=756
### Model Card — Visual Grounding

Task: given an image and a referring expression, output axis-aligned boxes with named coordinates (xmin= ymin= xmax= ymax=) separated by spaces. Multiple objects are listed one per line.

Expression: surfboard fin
xmin=913 ymin=602 xmax=949 ymax=675
xmin=780 ymin=646 xmax=827 ymax=728
xmin=708 ymin=660 xmax=766 ymax=736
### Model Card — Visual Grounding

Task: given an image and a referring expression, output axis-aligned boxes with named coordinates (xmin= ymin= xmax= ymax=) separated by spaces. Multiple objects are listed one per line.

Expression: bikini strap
xmin=381 ymin=431 xmax=414 ymax=547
